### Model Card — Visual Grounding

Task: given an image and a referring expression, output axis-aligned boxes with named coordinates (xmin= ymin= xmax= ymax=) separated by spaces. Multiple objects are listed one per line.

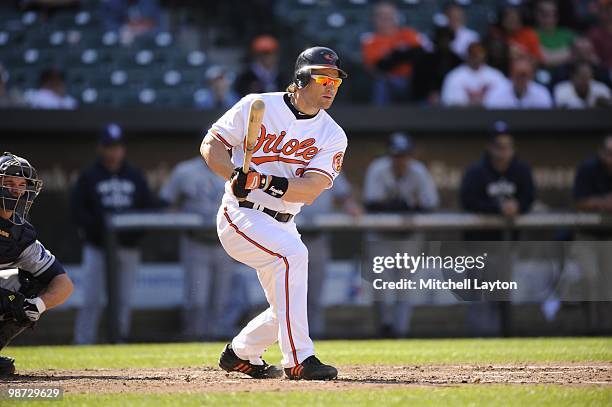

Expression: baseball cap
xmin=489 ymin=120 xmax=512 ymax=141
xmin=252 ymin=35 xmax=279 ymax=53
xmin=99 ymin=123 xmax=124 ymax=146
xmin=388 ymin=132 xmax=414 ymax=155
xmin=205 ymin=65 xmax=228 ymax=82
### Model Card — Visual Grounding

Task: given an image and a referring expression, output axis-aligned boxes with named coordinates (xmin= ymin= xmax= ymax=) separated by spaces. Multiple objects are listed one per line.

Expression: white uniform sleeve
xmin=302 ymin=131 xmax=347 ymax=188
xmin=208 ymin=95 xmax=252 ymax=149
xmin=159 ymin=165 xmax=183 ymax=204
xmin=415 ymin=164 xmax=439 ymax=210
xmin=363 ymin=161 xmax=387 ymax=203
xmin=14 ymin=240 xmax=56 ymax=278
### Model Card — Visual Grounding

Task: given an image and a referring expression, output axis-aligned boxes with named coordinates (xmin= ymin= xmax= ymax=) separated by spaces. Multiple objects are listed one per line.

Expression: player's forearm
xmin=283 ymin=176 xmax=327 ymax=205
xmin=39 ymin=274 xmax=73 ymax=310
xmin=201 ymin=134 xmax=233 ymax=180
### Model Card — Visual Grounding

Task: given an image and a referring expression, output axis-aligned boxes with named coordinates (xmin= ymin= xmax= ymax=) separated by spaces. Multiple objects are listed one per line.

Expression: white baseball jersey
xmin=208 ymin=92 xmax=348 ymax=215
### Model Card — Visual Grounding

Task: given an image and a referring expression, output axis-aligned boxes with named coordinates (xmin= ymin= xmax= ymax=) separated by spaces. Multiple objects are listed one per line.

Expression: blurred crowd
xmin=65 ymin=122 xmax=611 ymax=343
xmin=362 ymin=0 xmax=612 ymax=107
xmin=1 ymin=0 xmax=612 ymax=108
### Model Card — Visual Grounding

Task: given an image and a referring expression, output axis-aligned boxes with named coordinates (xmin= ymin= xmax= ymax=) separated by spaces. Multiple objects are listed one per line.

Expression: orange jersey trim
xmin=251 ymin=155 xmax=310 ymax=166
xmin=303 ymin=167 xmax=334 ymax=183
xmin=223 ymin=207 xmax=299 ymax=366
xmin=211 ymin=130 xmax=233 ymax=149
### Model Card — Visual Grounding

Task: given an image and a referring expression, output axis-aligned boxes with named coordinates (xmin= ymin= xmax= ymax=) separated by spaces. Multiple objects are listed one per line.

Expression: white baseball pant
xmin=216 ymin=201 xmax=314 ymax=368
xmin=74 ymin=244 xmax=140 ymax=344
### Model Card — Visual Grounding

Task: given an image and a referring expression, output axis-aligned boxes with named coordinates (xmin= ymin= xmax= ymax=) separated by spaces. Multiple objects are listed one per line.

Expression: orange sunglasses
xmin=311 ymin=74 xmax=343 ymax=89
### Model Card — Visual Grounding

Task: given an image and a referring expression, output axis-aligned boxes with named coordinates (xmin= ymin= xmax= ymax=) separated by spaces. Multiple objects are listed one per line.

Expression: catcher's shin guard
xmin=285 ymin=355 xmax=338 ymax=380
xmin=219 ymin=344 xmax=283 ymax=379
xmin=0 ymin=320 xmax=33 ymax=376
xmin=0 ymin=320 xmax=34 ymax=350
xmin=0 ymin=355 xmax=15 ymax=376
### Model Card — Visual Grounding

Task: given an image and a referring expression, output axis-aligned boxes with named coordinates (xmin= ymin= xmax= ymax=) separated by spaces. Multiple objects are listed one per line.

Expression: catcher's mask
xmin=0 ymin=152 xmax=43 ymax=225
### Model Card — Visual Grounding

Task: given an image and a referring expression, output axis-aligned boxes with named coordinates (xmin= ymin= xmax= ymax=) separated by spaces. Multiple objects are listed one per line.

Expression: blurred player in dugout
xmin=363 ymin=133 xmax=439 ymax=338
xmin=572 ymin=134 xmax=612 ymax=332
xmin=71 ymin=124 xmax=156 ymax=344
xmin=459 ymin=121 xmax=535 ymax=336
xmin=299 ymin=174 xmax=362 ymax=338
xmin=159 ymin=147 xmax=241 ymax=340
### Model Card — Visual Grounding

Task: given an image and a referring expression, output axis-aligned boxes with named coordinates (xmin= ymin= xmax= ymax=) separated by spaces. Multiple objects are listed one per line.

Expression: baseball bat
xmin=242 ymin=98 xmax=266 ymax=173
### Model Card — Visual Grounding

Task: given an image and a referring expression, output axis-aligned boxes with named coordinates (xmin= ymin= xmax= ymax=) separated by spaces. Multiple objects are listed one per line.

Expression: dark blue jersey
xmin=573 ymin=157 xmax=612 ymax=239
xmin=71 ymin=159 xmax=155 ymax=247
xmin=574 ymin=157 xmax=612 ymax=201
xmin=0 ymin=216 xmax=66 ymax=289
xmin=460 ymin=153 xmax=535 ymax=214
xmin=460 ymin=153 xmax=535 ymax=241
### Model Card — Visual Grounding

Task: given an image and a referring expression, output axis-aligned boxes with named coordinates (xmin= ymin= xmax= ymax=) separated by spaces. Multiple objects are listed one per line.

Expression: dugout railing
xmin=103 ymin=212 xmax=612 ymax=343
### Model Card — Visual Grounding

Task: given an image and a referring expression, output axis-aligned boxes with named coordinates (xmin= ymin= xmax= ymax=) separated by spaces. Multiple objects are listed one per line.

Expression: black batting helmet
xmin=293 ymin=46 xmax=348 ymax=88
xmin=0 ymin=152 xmax=43 ymax=225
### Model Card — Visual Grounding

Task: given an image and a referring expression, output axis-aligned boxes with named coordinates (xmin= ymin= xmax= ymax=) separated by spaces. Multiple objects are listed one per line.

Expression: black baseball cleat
xmin=285 ymin=355 xmax=338 ymax=380
xmin=219 ymin=344 xmax=283 ymax=379
xmin=0 ymin=356 xmax=15 ymax=377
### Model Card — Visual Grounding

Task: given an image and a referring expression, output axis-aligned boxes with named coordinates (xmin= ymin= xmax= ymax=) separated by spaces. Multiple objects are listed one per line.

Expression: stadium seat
xmin=138 ymin=87 xmax=157 ymax=105
xmin=80 ymin=48 xmax=100 ymax=65
xmin=134 ymin=49 xmax=155 ymax=66
xmin=0 ymin=28 xmax=25 ymax=50
xmin=66 ymin=67 xmax=91 ymax=87
xmin=21 ymin=11 xmax=38 ymax=27
xmin=186 ymin=50 xmax=207 ymax=67
xmin=109 ymin=69 xmax=128 ymax=87
xmin=74 ymin=11 xmax=95 ymax=27
xmin=79 ymin=87 xmax=118 ymax=106
xmin=23 ymin=28 xmax=52 ymax=49
xmin=22 ymin=48 xmax=41 ymax=64
xmin=153 ymin=88 xmax=185 ymax=107
xmin=101 ymin=31 xmax=120 ymax=47
xmin=173 ymin=87 xmax=198 ymax=108
xmin=131 ymin=32 xmax=173 ymax=49
xmin=0 ymin=31 xmax=10 ymax=48
xmin=50 ymin=12 xmax=78 ymax=30
xmin=48 ymin=31 xmax=68 ymax=47
xmin=7 ymin=66 xmax=40 ymax=90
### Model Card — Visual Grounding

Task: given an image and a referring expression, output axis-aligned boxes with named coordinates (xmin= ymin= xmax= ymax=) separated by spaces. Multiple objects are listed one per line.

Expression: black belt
xmin=239 ymin=201 xmax=294 ymax=223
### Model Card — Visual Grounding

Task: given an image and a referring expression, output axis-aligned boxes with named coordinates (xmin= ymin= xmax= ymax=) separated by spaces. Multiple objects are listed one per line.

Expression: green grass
xmin=4 ymin=337 xmax=611 ymax=370
xmin=2 ymin=338 xmax=610 ymax=406
xmin=16 ymin=386 xmax=612 ymax=407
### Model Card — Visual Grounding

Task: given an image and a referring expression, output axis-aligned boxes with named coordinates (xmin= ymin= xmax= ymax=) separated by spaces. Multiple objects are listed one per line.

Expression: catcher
xmin=0 ymin=152 xmax=73 ymax=376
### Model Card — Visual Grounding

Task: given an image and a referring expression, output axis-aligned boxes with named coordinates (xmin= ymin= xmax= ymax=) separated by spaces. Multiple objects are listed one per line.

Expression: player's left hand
xmin=0 ymin=289 xmax=25 ymax=321
xmin=230 ymin=167 xmax=258 ymax=199
xmin=230 ymin=167 xmax=289 ymax=200
xmin=22 ymin=297 xmax=46 ymax=322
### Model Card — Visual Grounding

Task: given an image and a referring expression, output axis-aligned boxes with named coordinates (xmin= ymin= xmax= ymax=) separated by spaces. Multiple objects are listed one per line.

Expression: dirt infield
xmin=3 ymin=363 xmax=610 ymax=394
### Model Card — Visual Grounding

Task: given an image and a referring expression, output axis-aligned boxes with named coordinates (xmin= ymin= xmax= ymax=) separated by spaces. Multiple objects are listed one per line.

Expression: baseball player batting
xmin=201 ymin=46 xmax=348 ymax=380
xmin=0 ymin=153 xmax=73 ymax=376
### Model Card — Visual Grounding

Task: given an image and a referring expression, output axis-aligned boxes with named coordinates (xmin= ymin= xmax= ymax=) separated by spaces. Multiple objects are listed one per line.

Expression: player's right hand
xmin=230 ymin=167 xmax=256 ymax=200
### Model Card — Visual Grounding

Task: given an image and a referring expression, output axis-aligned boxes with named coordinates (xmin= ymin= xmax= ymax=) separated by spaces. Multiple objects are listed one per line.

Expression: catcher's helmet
xmin=293 ymin=46 xmax=348 ymax=88
xmin=0 ymin=152 xmax=43 ymax=225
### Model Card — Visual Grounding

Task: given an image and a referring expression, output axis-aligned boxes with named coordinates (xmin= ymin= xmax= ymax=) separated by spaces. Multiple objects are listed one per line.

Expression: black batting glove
xmin=230 ymin=167 xmax=253 ymax=199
